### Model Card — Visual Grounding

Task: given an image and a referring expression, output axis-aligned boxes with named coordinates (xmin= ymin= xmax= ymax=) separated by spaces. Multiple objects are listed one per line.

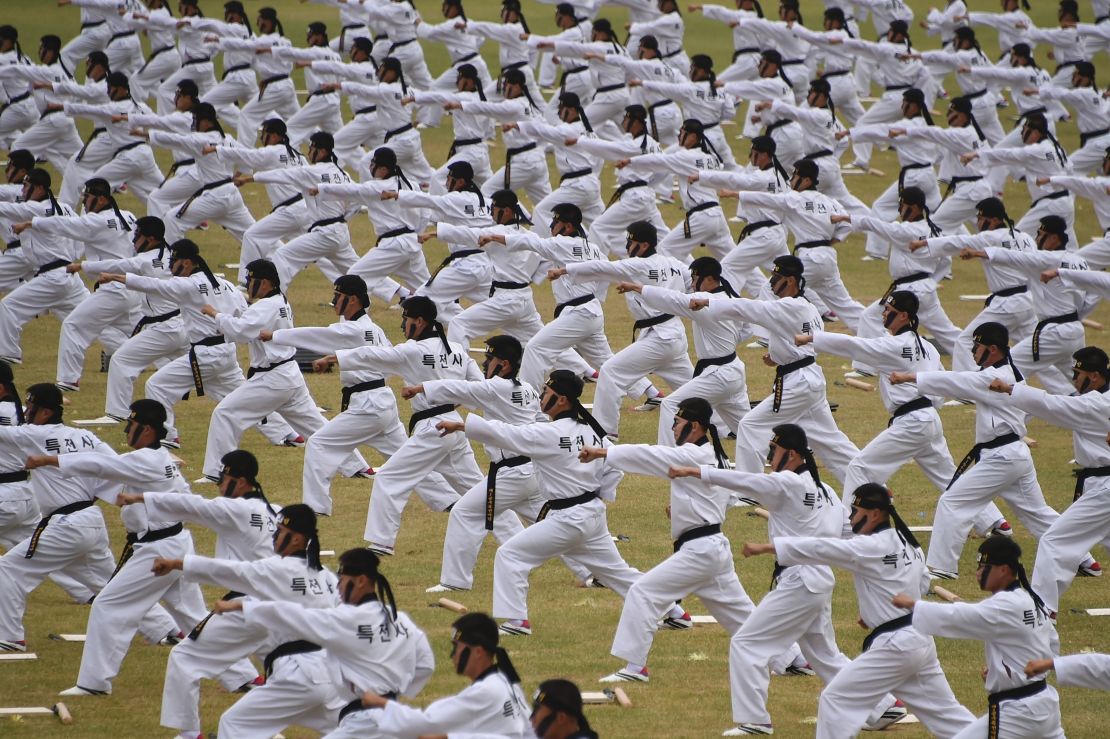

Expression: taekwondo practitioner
xmin=3 ymin=34 xmax=84 ymax=173
xmin=277 ymin=22 xmax=346 ymax=147
xmin=52 ymin=50 xmax=112 ymax=206
xmin=224 ymin=6 xmax=299 ymax=143
xmin=306 ymin=37 xmax=383 ymax=170
xmin=419 ymin=0 xmax=494 ymax=129
xmin=124 ymin=0 xmax=184 ymax=105
xmin=718 ymin=50 xmax=805 ymax=171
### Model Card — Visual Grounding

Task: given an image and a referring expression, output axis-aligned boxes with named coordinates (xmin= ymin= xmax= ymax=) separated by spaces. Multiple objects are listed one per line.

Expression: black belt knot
xmin=862 ymin=613 xmax=913 ymax=652
xmin=948 ymin=433 xmax=1021 ymax=489
xmin=408 ymin=404 xmax=455 ymax=434
xmin=772 ymin=356 xmax=815 ymax=412
xmin=263 ymin=640 xmax=322 ymax=678
xmin=673 ymin=523 xmax=721 ymax=552
xmin=342 ymin=379 xmax=387 ymax=411
xmin=988 ymin=680 xmax=1047 ymax=739
xmin=632 ymin=313 xmax=674 ymax=340
xmin=1032 ymin=311 xmax=1079 ymax=361
xmin=26 ymin=500 xmax=95 ymax=559
xmin=889 ymin=396 xmax=933 ymax=426
xmin=554 ymin=294 xmax=596 ymax=318
xmin=247 ymin=356 xmax=296 ymax=378
xmin=538 ymin=490 xmax=599 ymax=521
xmin=310 ymin=215 xmax=346 ymax=232
xmin=1072 ymin=465 xmax=1110 ymax=501
xmin=377 ymin=226 xmax=414 ymax=245
xmin=984 ymin=285 xmax=1027 ymax=306
xmin=694 ymin=353 xmax=737 ymax=377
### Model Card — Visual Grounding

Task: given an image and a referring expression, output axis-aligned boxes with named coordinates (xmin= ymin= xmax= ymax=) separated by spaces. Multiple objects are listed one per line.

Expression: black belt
xmin=647 ymin=99 xmax=673 ymax=140
xmin=948 ymin=432 xmax=1021 ymax=489
xmin=222 ymin=63 xmax=252 ymax=80
xmin=739 ymin=219 xmax=777 ymax=241
xmin=408 ymin=404 xmax=455 ymax=434
xmin=559 ymin=66 xmax=589 ymax=92
xmin=504 ymin=142 xmax=537 ymax=188
xmin=1073 ymin=465 xmax=1110 ymax=501
xmin=270 ymin=193 xmax=303 ymax=213
xmin=26 ymin=500 xmax=95 ymax=559
xmin=988 ymin=681 xmax=1047 ymax=739
xmin=187 ymin=590 xmax=245 ymax=641
xmin=309 ymin=215 xmax=346 ymax=231
xmin=945 ymin=174 xmax=983 ymax=197
xmin=339 ymin=23 xmax=368 ymax=52
xmin=673 ymin=523 xmax=721 ymax=552
xmin=39 ymin=107 xmax=62 ymax=120
xmin=453 ymin=51 xmax=480 ymax=65
xmin=965 ymin=88 xmax=989 ymax=100
xmin=264 ymin=640 xmax=322 ymax=678
xmin=75 ymin=127 xmax=106 ymax=162
xmin=885 ymin=84 xmax=911 ymax=92
xmin=0 ymin=470 xmax=29 ymax=484
xmin=596 ymin=82 xmax=625 ymax=93
xmin=1055 ymin=60 xmax=1080 ymax=74
xmin=898 ymin=161 xmax=931 ymax=192
xmin=862 ymin=613 xmax=913 ymax=651
xmin=182 ymin=57 xmax=211 ymax=67
xmin=683 ymin=201 xmax=721 ymax=238
xmin=161 ymin=157 xmax=196 ymax=186
xmin=109 ymin=30 xmax=137 ymax=43
xmin=389 ymin=38 xmax=417 ymax=52
xmin=821 ymin=69 xmax=850 ymax=78
xmin=35 ymin=259 xmax=70 ymax=276
xmin=176 ymin=178 xmax=233 ymax=218
xmin=109 ymin=522 xmax=185 ymax=581
xmin=2 ymin=91 xmax=31 ymax=110
xmin=694 ymin=352 xmax=737 ymax=377
xmin=448 ymin=136 xmax=483 ymax=158
xmin=355 ymin=105 xmax=377 ymax=115
xmin=427 ymin=249 xmax=483 ymax=286
xmin=554 ymin=293 xmax=596 ymax=318
xmin=1032 ymin=189 xmax=1069 ymax=208
xmin=772 ymin=356 xmax=815 ymax=412
xmin=377 ymin=226 xmax=414 ymax=245
xmin=484 ymin=455 xmax=531 ymax=530
xmin=308 ymin=87 xmax=338 ymax=99
xmin=764 ymin=119 xmax=791 ymax=135
xmin=560 ymin=167 xmax=593 ymax=183
xmin=489 ymin=280 xmax=529 ymax=297
xmin=770 ymin=560 xmax=789 ymax=591
xmin=881 ymin=271 xmax=931 ymax=302
xmin=538 ymin=489 xmax=599 ymax=521
xmin=342 ymin=379 xmax=386 ymax=411
xmin=984 ymin=285 xmax=1027 ymax=307
xmin=793 ymin=239 xmax=830 ymax=254
xmin=247 ymin=356 xmax=296 ymax=378
xmin=607 ymin=179 xmax=648 ymax=206
xmin=258 ymin=73 xmax=290 ymax=100
xmin=338 ymin=693 xmax=397 ymax=723
xmin=1018 ymin=106 xmax=1047 ymax=121
xmin=384 ymin=123 xmax=413 ymax=142
xmin=1031 ymin=311 xmax=1079 ymax=361
xmin=1081 ymin=128 xmax=1110 ymax=146
xmin=82 ymin=20 xmax=106 ymax=29
xmin=131 ymin=309 xmax=181 ymax=337
xmin=5 ymin=240 xmax=19 ymax=250
xmin=802 ymin=149 xmax=833 ymax=161
xmin=732 ymin=46 xmax=760 ymax=62
xmin=889 ymin=396 xmax=933 ymax=426
xmin=113 ymin=140 xmax=147 ymax=158
xmin=632 ymin=313 xmax=674 ymax=340
xmin=189 ymin=335 xmax=227 ymax=397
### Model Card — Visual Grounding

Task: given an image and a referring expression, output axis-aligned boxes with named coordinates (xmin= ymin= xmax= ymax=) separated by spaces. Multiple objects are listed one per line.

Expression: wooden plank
xmin=613 ymin=687 xmax=632 ymax=708
xmin=959 ymin=294 xmax=990 ymax=301
xmin=0 ymin=707 xmax=55 ymax=716
xmin=581 ymin=691 xmax=615 ymax=704
xmin=54 ymin=703 xmax=73 ymax=725
xmin=908 ymin=526 xmax=933 ymax=533
xmin=931 ymin=585 xmax=961 ymax=603
xmin=0 ymin=653 xmax=36 ymax=661
xmin=690 ymin=615 xmax=718 ymax=625
xmin=1083 ymin=608 xmax=1110 ymax=616
xmin=48 ymin=634 xmax=85 ymax=642
xmin=436 ymin=597 xmax=468 ymax=614
xmin=844 ymin=377 xmax=874 ymax=392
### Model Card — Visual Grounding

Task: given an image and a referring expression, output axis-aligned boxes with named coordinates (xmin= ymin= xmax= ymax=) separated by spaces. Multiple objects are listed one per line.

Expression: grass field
xmin=2 ymin=1 xmax=1110 ymax=737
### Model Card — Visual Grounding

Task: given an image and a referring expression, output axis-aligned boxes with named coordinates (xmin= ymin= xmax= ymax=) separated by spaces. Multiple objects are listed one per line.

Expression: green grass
xmin=2 ymin=1 xmax=1109 ymax=737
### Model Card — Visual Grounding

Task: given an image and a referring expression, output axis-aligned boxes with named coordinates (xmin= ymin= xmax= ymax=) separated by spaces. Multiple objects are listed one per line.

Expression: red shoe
xmin=282 ymin=434 xmax=306 ymax=447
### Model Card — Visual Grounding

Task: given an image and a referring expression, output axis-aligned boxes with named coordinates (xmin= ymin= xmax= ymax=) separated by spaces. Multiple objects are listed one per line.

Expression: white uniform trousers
xmin=1016 ymin=193 xmax=1077 ymax=249
xmin=1070 ymin=132 xmax=1110 ymax=174
xmin=718 ymin=52 xmax=761 ymax=83
xmin=1078 ymin=233 xmax=1110 ymax=269
xmin=493 ymin=500 xmax=642 ymax=622
xmin=0 ymin=101 xmax=37 ymax=149
xmin=721 ymin=225 xmax=788 ymax=297
xmin=824 ymin=71 xmax=866 ymax=125
xmin=482 ymin=151 xmax=552 ymax=206
xmin=816 ymin=628 xmax=976 ymax=739
xmin=657 ymin=205 xmax=735 ymax=263
xmin=363 ymin=417 xmax=480 ymax=548
xmin=927 ymin=446 xmax=1065 ymax=575
xmin=0 ymin=492 xmax=94 ymax=603
xmin=429 ymin=144 xmax=494 ymax=196
xmin=588 ymin=185 xmax=670 ymax=255
xmin=812 ymin=155 xmax=870 ymax=216
xmin=1010 ymin=320 xmax=1085 ymax=397
xmin=0 ymin=269 xmax=88 ymax=362
xmin=273 ymin=224 xmax=358 ymax=289
xmin=933 ymin=179 xmax=996 ymax=233
xmin=130 ymin=50 xmax=182 ymax=105
xmin=161 ymin=612 xmax=264 ymax=735
xmin=658 ymin=361 xmax=748 ymax=444
xmin=951 ymin=295 xmax=1036 ymax=373
xmin=592 ymin=330 xmax=693 ymax=437
xmin=91 ymin=144 xmax=165 ymax=205
xmin=104 ymin=319 xmax=189 ymax=419
xmin=164 ymin=184 xmax=255 ymax=245
xmin=613 ymin=534 xmax=753 ymax=666
xmin=414 ymin=253 xmax=494 ymax=325
xmin=59 ymin=138 xmax=114 ymax=206
xmin=864 ymin=169 xmax=942 ymax=259
xmin=202 ymin=362 xmax=337 ymax=479
xmin=1032 ymin=478 xmax=1110 ymax=613
xmin=446 ymin=286 xmax=545 ymax=349
xmin=735 ymin=374 xmax=859 ymax=485
xmin=56 ymin=286 xmax=139 ymax=385
xmin=105 ymin=36 xmax=143 ymax=78
xmin=377 ymin=128 xmax=435 ymax=185
xmin=11 ymin=113 xmax=83 ymax=174
xmin=201 ymin=72 xmax=259 ymax=129
xmin=286 ymin=95 xmax=344 ymax=147
xmin=217 ymin=653 xmax=339 ymax=739
xmin=157 ymin=61 xmax=217 ymax=115
xmin=302 ymin=397 xmax=422 ymax=517
xmin=236 ymin=78 xmax=300 ymax=143
xmin=334 ymin=113 xmax=384 ymax=170
xmin=145 ymin=171 xmax=201 ymax=223
xmin=389 ymin=41 xmax=435 ymax=91
xmin=849 ymin=92 xmax=906 ymax=167
xmin=76 ymin=530 xmax=208 ymax=692
xmin=351 ymin=232 xmax=430 ymax=299
xmin=520 ymin=304 xmax=612 ymax=392
xmin=950 ymin=686 xmax=1064 ymax=739
xmin=730 ymin=582 xmax=847 ymax=725
xmin=145 ymin=345 xmax=295 ymax=445
xmin=584 ymin=89 xmax=631 ymax=141
xmin=421 ymin=58 xmax=494 ymax=127
xmin=0 ymin=247 xmax=33 ymax=294
xmin=798 ymin=249 xmax=865 ymax=332
xmin=239 ymin=201 xmax=310 ymax=284
xmin=0 ymin=505 xmax=114 ymax=642
xmin=324 ymin=706 xmax=388 ymax=739
xmin=61 ymin=25 xmax=111 ymax=76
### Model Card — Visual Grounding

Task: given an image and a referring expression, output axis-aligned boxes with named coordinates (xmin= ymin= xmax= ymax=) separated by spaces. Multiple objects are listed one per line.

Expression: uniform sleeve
xmin=812 ymin=332 xmax=911 ymax=374
xmin=1057 ymin=268 xmax=1110 ymax=299
xmin=604 ymin=443 xmax=704 ymax=480
xmin=378 ymin=684 xmax=495 ymax=735
xmin=124 ymin=274 xmax=198 ymax=304
xmin=404 ymin=624 xmax=436 ymax=698
xmin=638 ymin=285 xmax=699 ymax=319
xmin=56 ymin=449 xmax=169 ymax=489
xmin=336 ymin=343 xmax=411 ymax=375
xmin=916 ymin=370 xmax=997 ymax=405
xmin=241 ymin=600 xmax=339 ymax=645
xmin=463 ymin=415 xmax=546 ymax=458
xmin=1010 ymin=382 xmax=1093 ymax=432
xmin=217 ymin=303 xmax=272 ymax=343
xmin=142 ymin=492 xmax=241 ymax=536
xmin=182 ymin=555 xmax=277 ymax=596
xmin=1054 ymin=653 xmax=1110 ymax=690
xmin=422 ymin=379 xmax=500 ymax=411
xmin=775 ymin=534 xmax=889 ymax=578
xmin=270 ymin=325 xmax=355 ymax=354
xmin=29 ymin=213 xmax=103 ymax=242
xmin=564 ymin=258 xmax=643 ymax=283
xmin=700 ymin=467 xmax=793 ymax=512
xmin=912 ymin=598 xmax=1009 ymax=640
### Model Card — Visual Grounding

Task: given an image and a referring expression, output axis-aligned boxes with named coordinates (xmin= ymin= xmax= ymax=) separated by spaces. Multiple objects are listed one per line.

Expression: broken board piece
xmin=48 ymin=633 xmax=86 ymax=642
xmin=908 ymin=526 xmax=933 ymax=533
xmin=691 ymin=615 xmax=718 ymax=625
xmin=931 ymin=585 xmax=961 ymax=603
xmin=844 ymin=378 xmax=874 ymax=391
xmin=0 ymin=652 xmax=37 ymax=661
xmin=580 ymin=689 xmax=632 ymax=707
xmin=959 ymin=294 xmax=990 ymax=302
xmin=1082 ymin=608 xmax=1110 ymax=616
xmin=436 ymin=597 xmax=468 ymax=614
xmin=320 ymin=550 xmax=335 ymax=557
